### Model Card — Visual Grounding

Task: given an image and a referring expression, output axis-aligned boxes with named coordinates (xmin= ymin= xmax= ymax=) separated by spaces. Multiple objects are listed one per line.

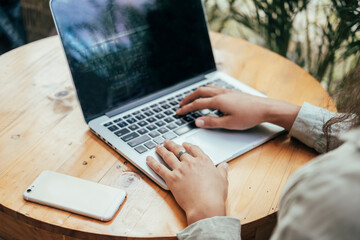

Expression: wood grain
xmin=0 ymin=32 xmax=335 ymax=240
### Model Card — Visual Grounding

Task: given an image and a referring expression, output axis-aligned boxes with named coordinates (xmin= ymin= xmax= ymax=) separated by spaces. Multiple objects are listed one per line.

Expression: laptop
xmin=50 ymin=0 xmax=284 ymax=190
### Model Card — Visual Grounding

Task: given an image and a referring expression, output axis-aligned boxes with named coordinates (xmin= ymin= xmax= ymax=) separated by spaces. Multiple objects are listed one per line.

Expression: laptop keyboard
xmin=102 ymin=79 xmax=238 ymax=154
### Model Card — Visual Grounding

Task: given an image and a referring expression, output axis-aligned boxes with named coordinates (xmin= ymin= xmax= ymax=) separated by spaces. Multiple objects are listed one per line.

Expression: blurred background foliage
xmin=0 ymin=0 xmax=359 ymax=97
xmin=204 ymin=0 xmax=360 ymax=95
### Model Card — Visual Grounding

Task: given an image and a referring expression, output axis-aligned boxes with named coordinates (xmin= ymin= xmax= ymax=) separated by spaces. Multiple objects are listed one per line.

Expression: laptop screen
xmin=51 ymin=0 xmax=216 ymax=121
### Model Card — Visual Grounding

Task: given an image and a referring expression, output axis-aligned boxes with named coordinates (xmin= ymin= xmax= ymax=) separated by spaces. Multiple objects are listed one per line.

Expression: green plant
xmin=204 ymin=0 xmax=360 ymax=94
xmin=312 ymin=0 xmax=360 ymax=93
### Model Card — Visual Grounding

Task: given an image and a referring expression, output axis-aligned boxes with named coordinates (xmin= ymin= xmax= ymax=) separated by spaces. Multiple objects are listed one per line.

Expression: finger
xmin=163 ymin=140 xmax=193 ymax=161
xmin=155 ymin=145 xmax=181 ymax=170
xmin=195 ymin=116 xmax=232 ymax=129
xmin=180 ymin=86 xmax=223 ymax=107
xmin=217 ymin=162 xmax=229 ymax=179
xmin=176 ymin=98 xmax=218 ymax=116
xmin=146 ymin=156 xmax=171 ymax=180
xmin=182 ymin=142 xmax=207 ymax=158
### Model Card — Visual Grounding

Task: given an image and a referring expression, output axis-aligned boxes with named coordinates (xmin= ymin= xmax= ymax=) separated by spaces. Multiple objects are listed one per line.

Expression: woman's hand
xmin=146 ymin=140 xmax=229 ymax=225
xmin=176 ymin=85 xmax=301 ymax=131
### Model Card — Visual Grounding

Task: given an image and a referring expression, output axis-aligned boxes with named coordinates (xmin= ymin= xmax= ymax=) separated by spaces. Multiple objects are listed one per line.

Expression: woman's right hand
xmin=176 ymin=85 xmax=301 ymax=131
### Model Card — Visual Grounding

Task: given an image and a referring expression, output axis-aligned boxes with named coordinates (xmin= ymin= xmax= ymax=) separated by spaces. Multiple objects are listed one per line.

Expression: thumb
xmin=195 ymin=116 xmax=230 ymax=129
xmin=217 ymin=162 xmax=229 ymax=179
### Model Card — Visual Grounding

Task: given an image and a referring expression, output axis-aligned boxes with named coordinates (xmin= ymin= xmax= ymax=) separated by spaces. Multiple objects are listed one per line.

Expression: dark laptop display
xmin=51 ymin=0 xmax=216 ymax=121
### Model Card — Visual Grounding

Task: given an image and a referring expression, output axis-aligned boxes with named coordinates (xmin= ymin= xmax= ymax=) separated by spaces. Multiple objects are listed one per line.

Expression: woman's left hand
xmin=146 ymin=140 xmax=229 ymax=225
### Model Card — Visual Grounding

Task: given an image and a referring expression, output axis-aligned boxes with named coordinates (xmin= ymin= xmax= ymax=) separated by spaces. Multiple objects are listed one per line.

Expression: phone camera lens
xmin=27 ymin=189 xmax=32 ymax=193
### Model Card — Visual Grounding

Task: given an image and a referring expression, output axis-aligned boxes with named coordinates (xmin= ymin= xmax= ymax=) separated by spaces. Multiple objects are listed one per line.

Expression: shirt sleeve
xmin=177 ymin=216 xmax=241 ymax=240
xmin=289 ymin=102 xmax=353 ymax=153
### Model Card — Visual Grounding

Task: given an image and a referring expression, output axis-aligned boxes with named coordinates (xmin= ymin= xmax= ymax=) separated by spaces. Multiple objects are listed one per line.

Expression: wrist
xmin=186 ymin=204 xmax=226 ymax=225
xmin=264 ymin=99 xmax=301 ymax=131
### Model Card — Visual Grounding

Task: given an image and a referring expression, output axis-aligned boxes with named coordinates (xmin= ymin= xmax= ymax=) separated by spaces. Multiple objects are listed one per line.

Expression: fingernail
xmin=146 ymin=156 xmax=151 ymax=162
xmin=176 ymin=109 xmax=181 ymax=114
xmin=223 ymin=163 xmax=229 ymax=169
xmin=196 ymin=119 xmax=204 ymax=127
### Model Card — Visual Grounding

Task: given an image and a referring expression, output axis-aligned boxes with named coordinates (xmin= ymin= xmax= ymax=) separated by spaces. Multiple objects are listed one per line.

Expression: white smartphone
xmin=23 ymin=170 xmax=126 ymax=221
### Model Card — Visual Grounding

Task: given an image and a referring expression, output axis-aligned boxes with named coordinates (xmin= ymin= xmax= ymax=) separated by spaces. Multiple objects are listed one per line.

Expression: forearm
xmin=186 ymin=202 xmax=226 ymax=225
xmin=264 ymin=99 xmax=301 ymax=131
xmin=262 ymin=100 xmax=352 ymax=153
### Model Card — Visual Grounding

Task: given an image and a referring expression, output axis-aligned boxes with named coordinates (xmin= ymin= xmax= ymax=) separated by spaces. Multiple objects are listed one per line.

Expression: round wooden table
xmin=0 ymin=32 xmax=335 ymax=240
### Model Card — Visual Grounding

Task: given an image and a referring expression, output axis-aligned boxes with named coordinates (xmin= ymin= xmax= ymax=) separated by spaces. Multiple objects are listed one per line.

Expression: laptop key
xmin=150 ymin=104 xmax=158 ymax=108
xmin=163 ymin=132 xmax=177 ymax=140
xmin=128 ymin=135 xmax=151 ymax=147
xmin=147 ymin=117 xmax=157 ymax=123
xmin=161 ymin=104 xmax=171 ymax=109
xmin=146 ymin=125 xmax=157 ymax=131
xmin=155 ymin=113 xmax=165 ymax=119
xmin=132 ymin=111 xmax=140 ymax=115
xmin=155 ymin=121 xmax=165 ymax=127
xmin=149 ymin=131 xmax=160 ymax=138
xmin=164 ymin=110 xmax=173 ymax=115
xmin=164 ymin=117 xmax=173 ymax=123
xmin=123 ymin=114 xmax=132 ymax=119
xmin=121 ymin=132 xmax=139 ymax=142
xmin=108 ymin=125 xmax=119 ymax=132
xmin=200 ymin=109 xmax=211 ymax=115
xmin=129 ymin=124 xmax=139 ymax=131
xmin=169 ymin=101 xmax=178 ymax=106
xmin=167 ymin=123 xmax=177 ymax=130
xmin=144 ymin=141 xmax=156 ymax=149
xmin=182 ymin=116 xmax=194 ymax=122
xmin=191 ymin=112 xmax=202 ymax=118
xmin=175 ymin=119 xmax=186 ymax=126
xmin=138 ymin=120 xmax=148 ymax=127
xmin=153 ymin=107 xmax=162 ymax=113
xmin=138 ymin=128 xmax=148 ymax=135
xmin=154 ymin=136 xmax=165 ymax=145
xmin=144 ymin=111 xmax=154 ymax=116
xmin=158 ymin=127 xmax=168 ymax=134
xmin=174 ymin=124 xmax=195 ymax=136
xmin=113 ymin=118 xmax=122 ymax=123
xmin=134 ymin=145 xmax=147 ymax=154
xmin=127 ymin=118 xmax=137 ymax=124
xmin=135 ymin=114 xmax=146 ymax=120
xmin=141 ymin=107 xmax=150 ymax=112
xmin=117 ymin=121 xmax=128 ymax=128
xmin=159 ymin=100 xmax=166 ymax=104
xmin=104 ymin=122 xmax=112 ymax=127
xmin=115 ymin=128 xmax=130 ymax=137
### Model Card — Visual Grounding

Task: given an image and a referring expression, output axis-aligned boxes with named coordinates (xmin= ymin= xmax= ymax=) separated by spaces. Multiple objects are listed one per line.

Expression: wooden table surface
xmin=0 ymin=32 xmax=336 ymax=240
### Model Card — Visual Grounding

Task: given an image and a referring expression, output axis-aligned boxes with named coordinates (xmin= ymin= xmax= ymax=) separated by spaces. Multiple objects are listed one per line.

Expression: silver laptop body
xmin=50 ymin=0 xmax=284 ymax=189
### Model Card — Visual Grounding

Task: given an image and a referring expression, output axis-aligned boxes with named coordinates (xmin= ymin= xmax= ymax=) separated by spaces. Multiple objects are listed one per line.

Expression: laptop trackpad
xmin=176 ymin=124 xmax=282 ymax=165
xmin=178 ymin=129 xmax=253 ymax=165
